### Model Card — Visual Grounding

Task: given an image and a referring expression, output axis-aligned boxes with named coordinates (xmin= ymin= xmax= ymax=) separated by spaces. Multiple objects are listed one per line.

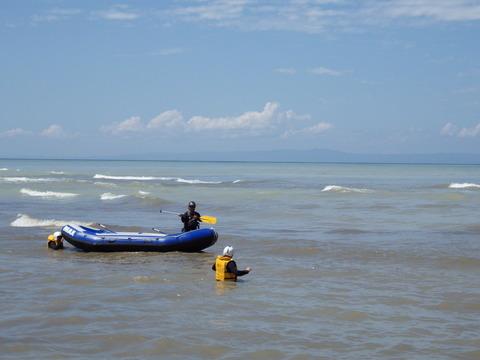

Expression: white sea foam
xmin=138 ymin=190 xmax=150 ymax=196
xmin=50 ymin=171 xmax=65 ymax=175
xmin=10 ymin=213 xmax=91 ymax=228
xmin=175 ymin=178 xmax=222 ymax=184
xmin=94 ymin=174 xmax=173 ymax=181
xmin=94 ymin=181 xmax=118 ymax=188
xmin=449 ymin=183 xmax=480 ymax=189
xmin=0 ymin=168 xmax=8 ymax=171
xmin=20 ymin=188 xmax=78 ymax=198
xmin=232 ymin=179 xmax=242 ymax=184
xmin=100 ymin=192 xmax=127 ymax=200
xmin=1 ymin=177 xmax=59 ymax=183
xmin=321 ymin=185 xmax=372 ymax=193
xmin=94 ymin=173 xmax=222 ymax=184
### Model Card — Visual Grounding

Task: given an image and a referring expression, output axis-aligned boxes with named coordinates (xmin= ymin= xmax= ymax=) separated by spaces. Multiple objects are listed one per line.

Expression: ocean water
xmin=1 ymin=159 xmax=479 ymax=359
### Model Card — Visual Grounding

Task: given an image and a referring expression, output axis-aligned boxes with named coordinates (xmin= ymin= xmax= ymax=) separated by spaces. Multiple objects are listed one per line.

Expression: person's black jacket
xmin=181 ymin=210 xmax=201 ymax=232
xmin=211 ymin=260 xmax=249 ymax=277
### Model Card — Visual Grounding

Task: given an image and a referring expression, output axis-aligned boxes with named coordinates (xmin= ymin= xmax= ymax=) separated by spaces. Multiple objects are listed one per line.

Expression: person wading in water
xmin=212 ymin=246 xmax=251 ymax=281
xmin=180 ymin=201 xmax=201 ymax=232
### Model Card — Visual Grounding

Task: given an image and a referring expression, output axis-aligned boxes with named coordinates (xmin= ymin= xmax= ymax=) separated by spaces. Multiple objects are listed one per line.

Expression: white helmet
xmin=53 ymin=231 xmax=62 ymax=239
xmin=223 ymin=246 xmax=234 ymax=257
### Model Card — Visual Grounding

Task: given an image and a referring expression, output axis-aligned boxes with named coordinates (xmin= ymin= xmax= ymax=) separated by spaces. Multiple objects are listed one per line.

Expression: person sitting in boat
xmin=212 ymin=246 xmax=251 ymax=281
xmin=180 ymin=201 xmax=201 ymax=232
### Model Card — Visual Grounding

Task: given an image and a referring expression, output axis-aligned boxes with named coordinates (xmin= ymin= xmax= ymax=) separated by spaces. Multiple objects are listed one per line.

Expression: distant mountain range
xmin=108 ymin=149 xmax=480 ymax=164
xmin=5 ymin=149 xmax=480 ymax=164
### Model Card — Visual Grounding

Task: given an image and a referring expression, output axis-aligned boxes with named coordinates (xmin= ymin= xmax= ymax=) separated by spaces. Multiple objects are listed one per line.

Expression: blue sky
xmin=1 ymin=0 xmax=479 ymax=157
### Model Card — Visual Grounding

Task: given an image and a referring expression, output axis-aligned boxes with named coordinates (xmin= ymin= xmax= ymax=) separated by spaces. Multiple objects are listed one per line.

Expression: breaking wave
xmin=134 ymin=191 xmax=171 ymax=206
xmin=93 ymin=174 xmax=222 ymax=184
xmin=0 ymin=168 xmax=8 ymax=171
xmin=20 ymin=188 xmax=78 ymax=198
xmin=50 ymin=171 xmax=65 ymax=175
xmin=449 ymin=183 xmax=480 ymax=190
xmin=100 ymin=192 xmax=128 ymax=200
xmin=321 ymin=185 xmax=373 ymax=193
xmin=94 ymin=174 xmax=171 ymax=181
xmin=94 ymin=181 xmax=117 ymax=188
xmin=176 ymin=178 xmax=222 ymax=184
xmin=10 ymin=213 xmax=91 ymax=228
xmin=1 ymin=177 xmax=60 ymax=183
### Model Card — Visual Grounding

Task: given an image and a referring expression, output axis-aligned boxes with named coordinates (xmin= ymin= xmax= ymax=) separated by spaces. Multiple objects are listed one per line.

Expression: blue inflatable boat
xmin=60 ymin=224 xmax=218 ymax=252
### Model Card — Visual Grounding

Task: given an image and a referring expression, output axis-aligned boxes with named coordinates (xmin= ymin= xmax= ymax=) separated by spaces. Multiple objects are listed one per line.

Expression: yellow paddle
xmin=199 ymin=215 xmax=217 ymax=224
xmin=160 ymin=210 xmax=217 ymax=225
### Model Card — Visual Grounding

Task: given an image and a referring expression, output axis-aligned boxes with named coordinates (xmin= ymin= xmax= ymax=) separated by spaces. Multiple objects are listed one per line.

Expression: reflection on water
xmin=215 ymin=280 xmax=237 ymax=296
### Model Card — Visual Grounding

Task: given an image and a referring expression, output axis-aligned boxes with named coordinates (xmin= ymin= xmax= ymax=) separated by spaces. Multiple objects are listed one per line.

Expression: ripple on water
xmin=431 ymin=301 xmax=480 ymax=313
xmin=326 ymin=228 xmax=374 ymax=235
xmin=65 ymin=278 xmax=96 ymax=286
xmin=242 ymin=349 xmax=285 ymax=359
xmin=61 ymin=333 xmax=150 ymax=356
xmin=434 ymin=255 xmax=480 ymax=270
xmin=380 ymin=343 xmax=416 ymax=357
xmin=338 ymin=310 xmax=369 ymax=321
xmin=143 ymin=338 xmax=230 ymax=358
xmin=44 ymin=315 xmax=89 ymax=327
xmin=304 ymin=306 xmax=370 ymax=322
xmin=380 ymin=296 xmax=420 ymax=306
xmin=269 ymin=245 xmax=321 ymax=257
xmin=461 ymin=350 xmax=480 ymax=360
xmin=132 ymin=275 xmax=156 ymax=283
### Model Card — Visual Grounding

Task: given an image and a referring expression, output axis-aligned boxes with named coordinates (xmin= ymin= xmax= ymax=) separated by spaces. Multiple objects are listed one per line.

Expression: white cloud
xmin=114 ymin=48 xmax=186 ymax=58
xmin=157 ymin=48 xmax=184 ymax=56
xmin=167 ymin=1 xmax=480 ymax=34
xmin=310 ymin=66 xmax=343 ymax=76
xmin=101 ymin=102 xmax=332 ymax=139
xmin=459 ymin=123 xmax=480 ymax=137
xmin=280 ymin=110 xmax=311 ymax=122
xmin=102 ymin=116 xmax=144 ymax=134
xmin=187 ymin=102 xmax=279 ymax=131
xmin=307 ymin=122 xmax=334 ymax=133
xmin=441 ymin=122 xmax=458 ymax=136
xmin=452 ymin=86 xmax=479 ymax=95
xmin=374 ymin=0 xmax=480 ymax=22
xmin=103 ymin=111 xmax=185 ymax=135
xmin=40 ymin=124 xmax=65 ymax=138
xmin=282 ymin=122 xmax=333 ymax=138
xmin=168 ymin=0 xmax=346 ymax=33
xmin=441 ymin=122 xmax=480 ymax=137
xmin=147 ymin=110 xmax=184 ymax=129
xmin=185 ymin=102 xmax=332 ymax=138
xmin=97 ymin=5 xmax=140 ymax=21
xmin=0 ymin=128 xmax=30 ymax=138
xmin=28 ymin=1 xmax=480 ymax=33
xmin=171 ymin=0 xmax=247 ymax=21
xmin=32 ymin=8 xmax=82 ymax=23
xmin=274 ymin=68 xmax=297 ymax=75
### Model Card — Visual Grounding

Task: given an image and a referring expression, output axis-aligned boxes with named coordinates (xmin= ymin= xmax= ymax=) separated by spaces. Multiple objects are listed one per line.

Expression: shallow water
xmin=1 ymin=160 xmax=480 ymax=359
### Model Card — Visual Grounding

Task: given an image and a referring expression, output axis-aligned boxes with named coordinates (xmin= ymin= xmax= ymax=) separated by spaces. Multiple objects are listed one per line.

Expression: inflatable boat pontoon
xmin=61 ymin=224 xmax=218 ymax=252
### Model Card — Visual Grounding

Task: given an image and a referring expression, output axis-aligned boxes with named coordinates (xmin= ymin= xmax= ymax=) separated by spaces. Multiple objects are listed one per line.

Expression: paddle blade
xmin=200 ymin=215 xmax=217 ymax=224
